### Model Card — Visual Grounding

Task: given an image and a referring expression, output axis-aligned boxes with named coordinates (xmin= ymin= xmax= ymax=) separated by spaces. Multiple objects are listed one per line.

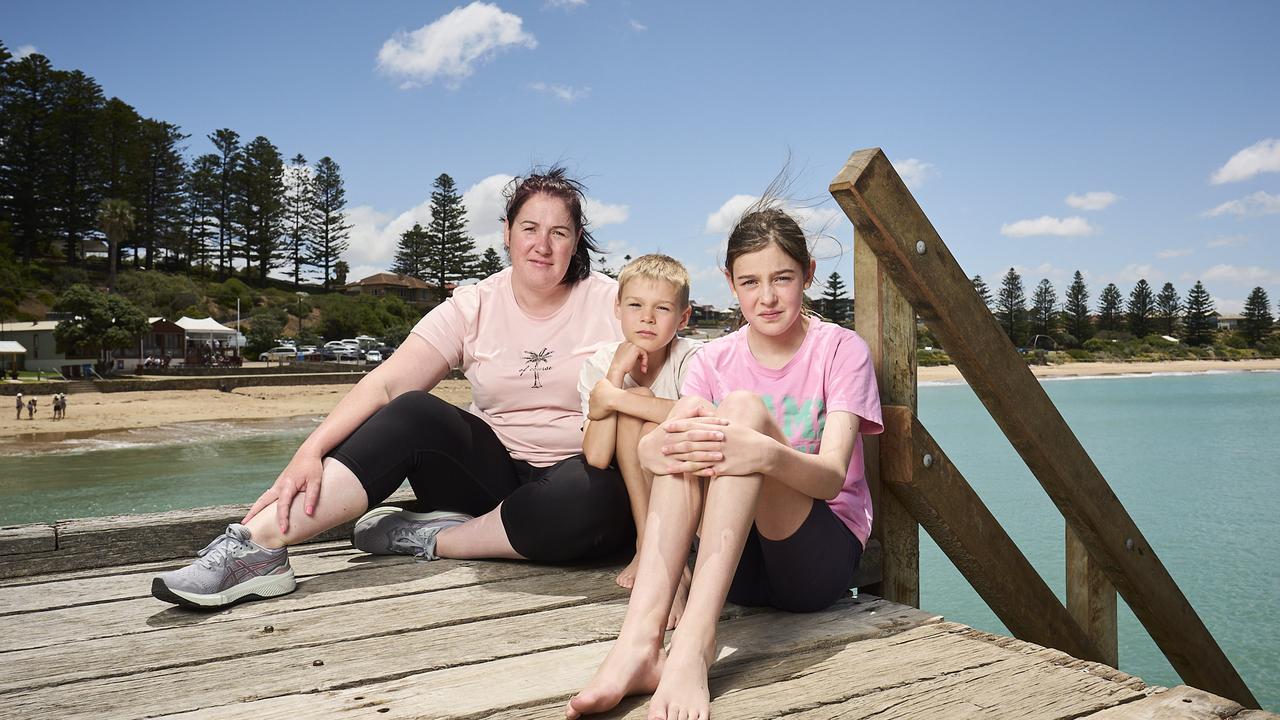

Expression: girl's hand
xmin=638 ymin=417 xmax=725 ymax=476
xmin=242 ymin=451 xmax=325 ymax=534
xmin=692 ymin=421 xmax=776 ymax=478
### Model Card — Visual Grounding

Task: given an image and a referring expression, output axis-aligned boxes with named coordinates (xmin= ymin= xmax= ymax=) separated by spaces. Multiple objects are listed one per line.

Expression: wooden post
xmin=1067 ymin=525 xmax=1119 ymax=667
xmin=854 ymin=229 xmax=919 ymax=607
xmin=830 ymin=147 xmax=1258 ymax=707
xmin=881 ymin=406 xmax=1101 ymax=661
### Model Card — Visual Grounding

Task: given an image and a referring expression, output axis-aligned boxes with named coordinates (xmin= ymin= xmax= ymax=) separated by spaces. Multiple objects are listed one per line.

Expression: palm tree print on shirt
xmin=519 ymin=348 xmax=554 ymax=389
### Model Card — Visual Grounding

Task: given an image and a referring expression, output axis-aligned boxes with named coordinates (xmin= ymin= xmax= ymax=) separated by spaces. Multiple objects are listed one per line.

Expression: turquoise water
xmin=0 ymin=372 xmax=1275 ymax=708
xmin=918 ymin=371 xmax=1279 ymax=711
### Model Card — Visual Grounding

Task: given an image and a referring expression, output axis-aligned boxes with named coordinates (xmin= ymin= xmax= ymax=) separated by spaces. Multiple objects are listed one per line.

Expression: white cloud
xmin=1210 ymin=138 xmax=1280 ymax=185
xmin=344 ymin=173 xmax=627 ymax=274
xmin=14 ymin=45 xmax=37 ymax=59
xmin=1113 ymin=264 xmax=1161 ymax=284
xmin=1200 ymin=191 xmax=1280 ymax=218
xmin=1202 ymin=264 xmax=1279 ymax=285
xmin=528 ymin=81 xmax=590 ymax=103
xmin=461 ymin=173 xmax=515 ymax=252
xmin=893 ymin=158 xmax=937 ymax=190
xmin=584 ymin=198 xmax=629 ymax=228
xmin=1207 ymin=235 xmax=1247 ymax=248
xmin=1157 ymin=248 xmax=1192 ymax=259
xmin=629 ymin=19 xmax=648 ymax=32
xmin=545 ymin=0 xmax=587 ymax=7
xmin=377 ymin=2 xmax=536 ymax=89
xmin=702 ymin=195 xmax=842 ymax=238
xmin=1216 ymin=298 xmax=1245 ymax=315
xmin=999 ymin=216 xmax=1095 ymax=238
xmin=1065 ymin=191 xmax=1118 ymax=211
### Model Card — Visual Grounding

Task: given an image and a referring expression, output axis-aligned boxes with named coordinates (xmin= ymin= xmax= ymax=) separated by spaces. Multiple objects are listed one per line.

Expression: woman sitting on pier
xmin=153 ymin=168 xmax=632 ymax=609
xmin=567 ymin=202 xmax=882 ymax=719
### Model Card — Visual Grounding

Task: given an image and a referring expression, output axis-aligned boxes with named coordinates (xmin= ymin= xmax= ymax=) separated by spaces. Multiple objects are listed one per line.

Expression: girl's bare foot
xmin=646 ymin=643 xmax=711 ymax=720
xmin=566 ymin=638 xmax=665 ymax=719
xmin=616 ymin=556 xmax=640 ymax=589
xmin=665 ymin=566 xmax=692 ymax=630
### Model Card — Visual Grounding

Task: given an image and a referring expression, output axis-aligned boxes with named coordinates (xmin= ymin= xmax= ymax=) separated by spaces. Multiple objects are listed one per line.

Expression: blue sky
xmin=4 ymin=1 xmax=1278 ymax=313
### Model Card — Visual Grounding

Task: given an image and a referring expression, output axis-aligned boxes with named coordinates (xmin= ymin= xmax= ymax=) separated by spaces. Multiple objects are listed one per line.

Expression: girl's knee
xmin=718 ymin=390 xmax=770 ymax=427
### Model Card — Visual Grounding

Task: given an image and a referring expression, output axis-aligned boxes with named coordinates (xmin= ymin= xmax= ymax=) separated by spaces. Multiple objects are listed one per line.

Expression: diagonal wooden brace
xmin=881 ymin=405 xmax=1103 ymax=663
xmin=831 ymin=147 xmax=1256 ymax=707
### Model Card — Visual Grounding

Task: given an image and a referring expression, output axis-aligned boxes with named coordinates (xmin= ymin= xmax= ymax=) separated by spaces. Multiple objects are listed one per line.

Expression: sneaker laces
xmin=196 ymin=524 xmax=254 ymax=569
xmin=388 ymin=525 xmax=441 ymax=560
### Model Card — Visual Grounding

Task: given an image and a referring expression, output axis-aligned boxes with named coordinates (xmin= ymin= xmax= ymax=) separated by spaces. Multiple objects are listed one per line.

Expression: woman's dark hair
xmin=502 ymin=166 xmax=599 ymax=285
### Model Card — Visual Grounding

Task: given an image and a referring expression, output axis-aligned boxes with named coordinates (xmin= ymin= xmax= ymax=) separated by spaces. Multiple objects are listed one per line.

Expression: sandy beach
xmin=2 ymin=360 xmax=1277 ymax=443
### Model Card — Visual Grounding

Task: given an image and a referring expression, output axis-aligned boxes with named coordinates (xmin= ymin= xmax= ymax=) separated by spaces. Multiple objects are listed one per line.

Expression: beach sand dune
xmin=2 ymin=360 xmax=1276 ymax=444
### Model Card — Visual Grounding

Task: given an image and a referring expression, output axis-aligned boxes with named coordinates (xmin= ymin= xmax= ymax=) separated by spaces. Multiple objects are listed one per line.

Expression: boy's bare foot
xmin=616 ymin=556 xmax=640 ymax=589
xmin=646 ymin=643 xmax=711 ymax=720
xmin=566 ymin=638 xmax=665 ymax=719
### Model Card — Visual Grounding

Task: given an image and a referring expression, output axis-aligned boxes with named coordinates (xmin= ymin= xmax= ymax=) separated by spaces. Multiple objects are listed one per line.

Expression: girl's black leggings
xmin=328 ymin=390 xmax=633 ymax=564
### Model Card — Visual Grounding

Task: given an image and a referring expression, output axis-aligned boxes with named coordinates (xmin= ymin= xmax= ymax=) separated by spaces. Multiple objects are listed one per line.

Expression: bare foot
xmin=647 ymin=644 xmax=711 ymax=720
xmin=616 ymin=556 xmax=640 ymax=589
xmin=566 ymin=638 xmax=665 ymax=719
xmin=665 ymin=566 xmax=692 ymax=631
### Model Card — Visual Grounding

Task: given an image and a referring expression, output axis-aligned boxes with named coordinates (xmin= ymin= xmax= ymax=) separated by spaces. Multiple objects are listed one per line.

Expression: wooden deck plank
xmin=494 ymin=621 xmax=1145 ymax=720
xmin=0 ymin=544 xmax=394 ymax=615
xmin=142 ymin=596 xmax=936 ymax=719
xmin=0 ymin=557 xmax=557 ymax=652
xmin=0 ymin=524 xmax=56 ymax=555
xmin=0 ymin=565 xmax=627 ymax=696
xmin=1079 ymin=684 xmax=1279 ymax=719
xmin=0 ymin=539 xmax=351 ymax=589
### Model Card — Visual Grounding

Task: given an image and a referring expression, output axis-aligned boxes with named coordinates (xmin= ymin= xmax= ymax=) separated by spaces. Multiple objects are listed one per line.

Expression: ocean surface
xmin=0 ymin=371 xmax=1276 ymax=709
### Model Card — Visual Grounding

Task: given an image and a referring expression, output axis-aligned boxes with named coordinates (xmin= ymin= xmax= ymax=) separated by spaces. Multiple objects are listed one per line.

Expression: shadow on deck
xmin=0 ymin=536 xmax=1272 ymax=719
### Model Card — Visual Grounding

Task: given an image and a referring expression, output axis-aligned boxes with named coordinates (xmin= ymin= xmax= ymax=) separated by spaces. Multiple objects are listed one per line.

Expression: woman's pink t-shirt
xmin=411 ymin=268 xmax=622 ymax=466
xmin=680 ymin=320 xmax=883 ymax=546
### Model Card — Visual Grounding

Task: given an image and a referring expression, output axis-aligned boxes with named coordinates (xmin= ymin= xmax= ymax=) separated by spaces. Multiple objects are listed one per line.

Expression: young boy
xmin=577 ymin=254 xmax=701 ymax=598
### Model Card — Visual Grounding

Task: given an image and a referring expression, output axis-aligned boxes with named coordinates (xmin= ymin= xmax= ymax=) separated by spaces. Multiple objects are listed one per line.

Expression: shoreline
xmin=2 ymin=361 xmax=1277 ymax=450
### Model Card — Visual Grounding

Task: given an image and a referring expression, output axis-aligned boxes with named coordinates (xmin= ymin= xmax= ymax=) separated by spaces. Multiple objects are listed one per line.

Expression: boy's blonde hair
xmin=617 ymin=254 xmax=691 ymax=308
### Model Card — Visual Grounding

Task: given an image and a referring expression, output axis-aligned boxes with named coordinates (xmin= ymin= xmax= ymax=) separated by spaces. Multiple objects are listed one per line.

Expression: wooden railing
xmin=830 ymin=148 xmax=1259 ymax=708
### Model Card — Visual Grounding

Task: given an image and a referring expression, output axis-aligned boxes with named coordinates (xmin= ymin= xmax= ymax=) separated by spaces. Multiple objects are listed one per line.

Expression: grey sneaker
xmin=352 ymin=507 xmax=473 ymax=560
xmin=151 ymin=524 xmax=295 ymax=610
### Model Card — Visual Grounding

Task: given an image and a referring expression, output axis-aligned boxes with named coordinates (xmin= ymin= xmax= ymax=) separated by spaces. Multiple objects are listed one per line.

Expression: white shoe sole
xmin=156 ymin=568 xmax=296 ymax=609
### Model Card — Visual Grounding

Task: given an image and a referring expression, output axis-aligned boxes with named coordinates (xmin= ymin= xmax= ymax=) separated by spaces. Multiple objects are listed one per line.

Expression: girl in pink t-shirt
xmin=568 ymin=205 xmax=882 ymax=720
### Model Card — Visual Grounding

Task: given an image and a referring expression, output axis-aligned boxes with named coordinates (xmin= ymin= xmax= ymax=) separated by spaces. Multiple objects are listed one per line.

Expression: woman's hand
xmin=241 ymin=450 xmax=325 ymax=534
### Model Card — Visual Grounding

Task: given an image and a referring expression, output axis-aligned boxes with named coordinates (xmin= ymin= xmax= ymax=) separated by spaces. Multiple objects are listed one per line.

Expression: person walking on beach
xmin=15 ymin=393 xmax=22 ymax=421
xmin=153 ymin=168 xmax=633 ymax=610
xmin=568 ymin=202 xmax=882 ymax=720
xmin=26 ymin=397 xmax=36 ymax=420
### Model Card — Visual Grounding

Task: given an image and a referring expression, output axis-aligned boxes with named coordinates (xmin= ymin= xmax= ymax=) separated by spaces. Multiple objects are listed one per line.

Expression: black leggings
xmin=328 ymin=390 xmax=634 ymax=564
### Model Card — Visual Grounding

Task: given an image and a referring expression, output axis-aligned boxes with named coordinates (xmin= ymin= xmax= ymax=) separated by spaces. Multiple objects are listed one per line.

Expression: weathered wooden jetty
xmin=0 ymin=148 xmax=1271 ymax=718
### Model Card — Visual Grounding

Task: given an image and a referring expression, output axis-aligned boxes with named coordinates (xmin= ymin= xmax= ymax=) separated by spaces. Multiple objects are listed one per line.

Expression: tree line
xmin=0 ymin=43 xmax=352 ymax=289
xmin=390 ymin=173 xmax=505 ymax=300
xmin=975 ymin=269 xmax=1275 ymax=347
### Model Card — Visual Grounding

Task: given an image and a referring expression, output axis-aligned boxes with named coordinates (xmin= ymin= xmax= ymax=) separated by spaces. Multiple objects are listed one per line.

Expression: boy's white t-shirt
xmin=577 ymin=336 xmax=702 ymax=418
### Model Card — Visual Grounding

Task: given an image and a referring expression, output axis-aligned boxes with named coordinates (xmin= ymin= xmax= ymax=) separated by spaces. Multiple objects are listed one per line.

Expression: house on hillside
xmin=1215 ymin=314 xmax=1242 ymax=332
xmin=0 ymin=320 xmax=97 ymax=375
xmin=344 ymin=272 xmax=449 ymax=307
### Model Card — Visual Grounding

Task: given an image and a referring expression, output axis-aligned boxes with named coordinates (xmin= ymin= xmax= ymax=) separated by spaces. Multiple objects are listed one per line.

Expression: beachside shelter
xmin=0 ymin=340 xmax=25 ymax=375
xmin=175 ymin=316 xmax=240 ymax=364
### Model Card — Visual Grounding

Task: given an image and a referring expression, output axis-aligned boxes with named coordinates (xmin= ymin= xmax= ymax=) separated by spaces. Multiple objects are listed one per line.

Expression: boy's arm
xmin=579 ymin=348 xmax=619 ymax=469
xmin=582 ymin=412 xmax=618 ymax=469
xmin=604 ymin=388 xmax=678 ymax=425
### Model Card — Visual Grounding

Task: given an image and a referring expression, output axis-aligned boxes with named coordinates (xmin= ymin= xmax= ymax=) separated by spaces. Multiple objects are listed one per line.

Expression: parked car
xmin=365 ymin=350 xmax=383 ymax=364
xmin=259 ymin=346 xmax=298 ymax=362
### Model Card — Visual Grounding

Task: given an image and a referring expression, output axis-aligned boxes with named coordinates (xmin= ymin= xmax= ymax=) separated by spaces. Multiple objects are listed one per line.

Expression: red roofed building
xmin=344 ymin=273 xmax=452 ymax=307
